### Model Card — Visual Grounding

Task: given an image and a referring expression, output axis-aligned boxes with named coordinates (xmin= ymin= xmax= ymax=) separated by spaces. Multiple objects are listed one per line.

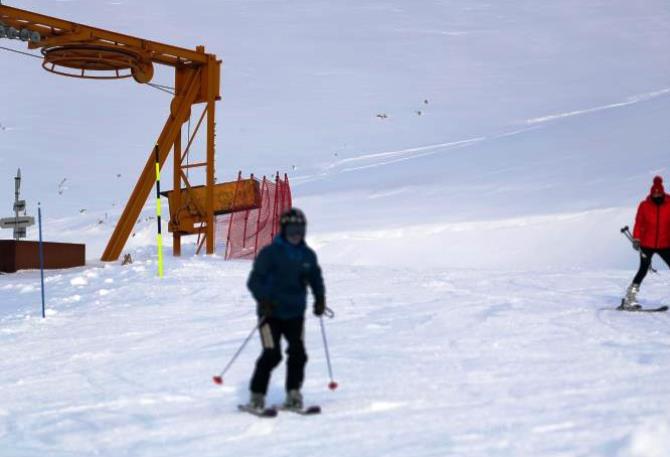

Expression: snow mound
xmin=619 ymin=421 xmax=670 ymax=457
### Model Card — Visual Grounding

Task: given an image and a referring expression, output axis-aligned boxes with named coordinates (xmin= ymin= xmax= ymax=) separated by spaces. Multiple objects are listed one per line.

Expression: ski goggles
xmin=284 ymin=223 xmax=306 ymax=238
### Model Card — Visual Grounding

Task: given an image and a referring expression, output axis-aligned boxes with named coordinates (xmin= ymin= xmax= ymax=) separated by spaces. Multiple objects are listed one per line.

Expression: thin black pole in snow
xmin=319 ymin=316 xmax=338 ymax=390
xmin=212 ymin=318 xmax=265 ymax=386
xmin=621 ymin=226 xmax=658 ymax=274
xmin=38 ymin=203 xmax=46 ymax=318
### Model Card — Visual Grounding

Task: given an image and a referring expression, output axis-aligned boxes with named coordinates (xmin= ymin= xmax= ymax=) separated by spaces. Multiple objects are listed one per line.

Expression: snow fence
xmin=217 ymin=173 xmax=292 ymax=260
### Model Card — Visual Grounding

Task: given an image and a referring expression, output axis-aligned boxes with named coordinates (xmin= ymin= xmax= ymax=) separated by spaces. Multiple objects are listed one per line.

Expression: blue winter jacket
xmin=247 ymin=235 xmax=325 ymax=319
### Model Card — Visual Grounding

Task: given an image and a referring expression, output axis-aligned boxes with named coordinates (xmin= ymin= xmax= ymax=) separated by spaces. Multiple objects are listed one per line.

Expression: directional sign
xmin=0 ymin=216 xmax=35 ymax=229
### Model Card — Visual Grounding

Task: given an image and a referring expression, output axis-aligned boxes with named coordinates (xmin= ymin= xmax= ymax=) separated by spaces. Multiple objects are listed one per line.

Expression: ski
xmin=274 ymin=405 xmax=321 ymax=415
xmin=237 ymin=404 xmax=278 ymax=418
xmin=615 ymin=304 xmax=669 ymax=313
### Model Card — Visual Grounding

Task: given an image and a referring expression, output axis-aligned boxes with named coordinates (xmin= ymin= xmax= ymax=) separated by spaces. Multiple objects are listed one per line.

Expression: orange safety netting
xmin=217 ymin=173 xmax=292 ymax=260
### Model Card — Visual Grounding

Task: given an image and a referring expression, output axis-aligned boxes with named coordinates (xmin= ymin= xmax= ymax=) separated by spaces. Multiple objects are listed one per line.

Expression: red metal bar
xmin=271 ymin=172 xmax=280 ymax=239
xmin=225 ymin=171 xmax=243 ymax=260
xmin=253 ymin=177 xmax=266 ymax=256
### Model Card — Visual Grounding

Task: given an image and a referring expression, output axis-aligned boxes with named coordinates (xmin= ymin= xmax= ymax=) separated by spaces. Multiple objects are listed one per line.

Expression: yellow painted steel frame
xmin=0 ymin=4 xmax=222 ymax=261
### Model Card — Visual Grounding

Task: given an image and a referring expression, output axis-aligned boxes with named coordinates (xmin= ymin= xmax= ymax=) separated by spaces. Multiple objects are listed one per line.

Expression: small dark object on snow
xmin=424 ymin=99 xmax=429 ymax=104
xmin=121 ymin=253 xmax=133 ymax=266
xmin=376 ymin=113 xmax=388 ymax=119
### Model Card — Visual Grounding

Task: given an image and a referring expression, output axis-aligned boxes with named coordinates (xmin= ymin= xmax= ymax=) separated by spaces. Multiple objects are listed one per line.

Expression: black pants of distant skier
xmin=633 ymin=248 xmax=670 ymax=285
xmin=250 ymin=317 xmax=307 ymax=395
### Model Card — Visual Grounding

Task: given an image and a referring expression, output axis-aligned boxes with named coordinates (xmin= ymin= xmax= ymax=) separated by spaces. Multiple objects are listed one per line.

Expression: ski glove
xmin=314 ymin=296 xmax=326 ymax=316
xmin=633 ymin=239 xmax=641 ymax=251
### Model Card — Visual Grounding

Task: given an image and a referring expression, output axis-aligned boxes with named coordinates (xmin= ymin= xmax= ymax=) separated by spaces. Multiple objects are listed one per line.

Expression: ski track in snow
xmin=3 ymin=1 xmax=670 ymax=456
xmin=292 ymin=86 xmax=670 ymax=184
xmin=525 ymin=88 xmax=670 ymax=125
xmin=1 ymin=256 xmax=670 ymax=456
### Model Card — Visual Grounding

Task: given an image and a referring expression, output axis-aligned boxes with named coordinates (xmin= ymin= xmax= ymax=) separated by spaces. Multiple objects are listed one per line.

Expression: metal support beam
xmin=0 ymin=5 xmax=209 ymax=66
xmin=205 ymin=56 xmax=218 ymax=255
xmin=173 ymin=125 xmax=182 ymax=257
xmin=1 ymin=5 xmax=222 ymax=262
xmin=181 ymin=107 xmax=207 ymax=165
xmin=101 ymin=68 xmax=202 ymax=261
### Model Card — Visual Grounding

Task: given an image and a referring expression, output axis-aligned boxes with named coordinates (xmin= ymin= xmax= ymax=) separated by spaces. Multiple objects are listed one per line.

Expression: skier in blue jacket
xmin=246 ymin=208 xmax=326 ymax=410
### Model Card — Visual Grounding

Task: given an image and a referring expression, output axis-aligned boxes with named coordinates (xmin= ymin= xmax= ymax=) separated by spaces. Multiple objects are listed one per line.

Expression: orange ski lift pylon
xmin=0 ymin=3 xmax=222 ymax=260
xmin=161 ymin=177 xmax=262 ymax=255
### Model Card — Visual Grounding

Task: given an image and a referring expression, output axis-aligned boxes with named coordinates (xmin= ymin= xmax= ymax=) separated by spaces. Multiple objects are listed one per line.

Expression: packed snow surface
xmin=2 ymin=0 xmax=670 ymax=455
xmin=2 ymin=254 xmax=670 ymax=456
xmin=2 ymin=0 xmax=670 ymax=268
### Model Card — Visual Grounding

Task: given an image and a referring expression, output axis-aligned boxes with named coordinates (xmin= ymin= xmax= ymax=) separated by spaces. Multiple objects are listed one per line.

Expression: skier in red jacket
xmin=622 ymin=176 xmax=670 ymax=309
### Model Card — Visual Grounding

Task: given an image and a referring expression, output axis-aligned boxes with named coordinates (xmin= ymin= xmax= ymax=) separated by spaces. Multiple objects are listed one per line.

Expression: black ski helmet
xmin=279 ymin=208 xmax=307 ymax=234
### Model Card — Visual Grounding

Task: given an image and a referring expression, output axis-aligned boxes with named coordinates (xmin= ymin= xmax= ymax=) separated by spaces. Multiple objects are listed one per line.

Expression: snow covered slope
xmin=2 ymin=1 xmax=670 ymax=455
xmin=2 ymin=0 xmax=670 ymax=267
xmin=2 ymin=256 xmax=670 ymax=457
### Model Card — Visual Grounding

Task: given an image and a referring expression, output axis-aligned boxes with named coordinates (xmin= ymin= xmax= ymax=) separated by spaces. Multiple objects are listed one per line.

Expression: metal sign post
xmin=14 ymin=169 xmax=20 ymax=239
xmin=1 ymin=169 xmax=35 ymax=239
xmin=0 ymin=216 xmax=35 ymax=229
xmin=2 ymin=169 xmax=45 ymax=315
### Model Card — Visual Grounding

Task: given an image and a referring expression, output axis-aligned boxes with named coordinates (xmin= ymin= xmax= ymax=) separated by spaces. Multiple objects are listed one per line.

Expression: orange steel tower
xmin=0 ymin=4 xmax=221 ymax=260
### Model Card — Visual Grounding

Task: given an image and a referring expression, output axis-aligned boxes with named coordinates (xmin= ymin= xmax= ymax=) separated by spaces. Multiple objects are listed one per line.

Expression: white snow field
xmin=2 ymin=0 xmax=670 ymax=268
xmin=3 ymin=0 xmax=670 ymax=455
xmin=2 ymin=254 xmax=670 ymax=457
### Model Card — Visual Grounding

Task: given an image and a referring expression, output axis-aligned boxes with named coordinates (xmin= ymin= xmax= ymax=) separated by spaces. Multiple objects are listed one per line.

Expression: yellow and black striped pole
xmin=154 ymin=145 xmax=164 ymax=278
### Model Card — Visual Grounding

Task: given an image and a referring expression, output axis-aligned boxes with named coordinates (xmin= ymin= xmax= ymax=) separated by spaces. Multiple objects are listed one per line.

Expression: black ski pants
xmin=633 ymin=248 xmax=670 ymax=285
xmin=250 ymin=317 xmax=307 ymax=395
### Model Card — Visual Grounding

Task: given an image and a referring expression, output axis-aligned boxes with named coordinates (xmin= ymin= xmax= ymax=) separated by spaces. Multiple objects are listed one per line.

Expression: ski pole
xmin=620 ymin=226 xmax=658 ymax=273
xmin=319 ymin=308 xmax=338 ymax=390
xmin=620 ymin=226 xmax=646 ymax=257
xmin=212 ymin=318 xmax=264 ymax=385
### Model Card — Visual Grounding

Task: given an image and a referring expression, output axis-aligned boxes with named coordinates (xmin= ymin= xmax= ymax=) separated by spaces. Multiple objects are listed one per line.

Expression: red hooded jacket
xmin=633 ymin=194 xmax=670 ymax=249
